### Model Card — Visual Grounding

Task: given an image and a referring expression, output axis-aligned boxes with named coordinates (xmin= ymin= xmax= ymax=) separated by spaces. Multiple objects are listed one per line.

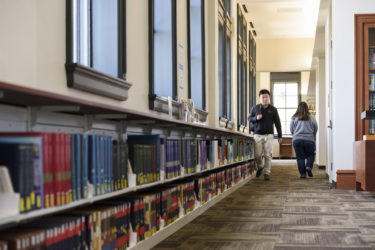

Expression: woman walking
xmin=290 ymin=102 xmax=318 ymax=178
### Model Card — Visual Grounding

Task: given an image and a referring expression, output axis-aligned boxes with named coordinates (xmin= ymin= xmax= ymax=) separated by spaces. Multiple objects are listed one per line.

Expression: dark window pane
xmin=238 ymin=56 xmax=242 ymax=125
xmin=226 ymin=35 xmax=231 ymax=120
xmin=154 ymin=0 xmax=173 ymax=98
xmin=92 ymin=0 xmax=118 ymax=77
xmin=219 ymin=23 xmax=224 ymax=117
xmin=226 ymin=0 xmax=231 ymax=15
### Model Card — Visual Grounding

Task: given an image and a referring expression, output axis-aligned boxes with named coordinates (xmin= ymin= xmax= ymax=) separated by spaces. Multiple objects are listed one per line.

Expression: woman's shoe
xmin=300 ymin=175 xmax=306 ymax=178
xmin=306 ymin=168 xmax=313 ymax=177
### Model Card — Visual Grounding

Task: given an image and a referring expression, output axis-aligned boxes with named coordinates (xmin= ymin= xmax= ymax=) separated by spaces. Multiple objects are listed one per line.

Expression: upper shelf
xmin=0 ymin=81 xmax=252 ymax=138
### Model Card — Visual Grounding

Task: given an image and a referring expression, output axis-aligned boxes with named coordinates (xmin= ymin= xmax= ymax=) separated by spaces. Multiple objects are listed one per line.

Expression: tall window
xmin=188 ymin=0 xmax=205 ymax=110
xmin=237 ymin=5 xmax=247 ymax=128
xmin=249 ymin=31 xmax=256 ymax=110
xmin=150 ymin=0 xmax=176 ymax=99
xmin=66 ymin=0 xmax=129 ymax=100
xmin=272 ymin=82 xmax=299 ymax=135
xmin=69 ymin=0 xmax=126 ymax=78
xmin=219 ymin=0 xmax=232 ymax=120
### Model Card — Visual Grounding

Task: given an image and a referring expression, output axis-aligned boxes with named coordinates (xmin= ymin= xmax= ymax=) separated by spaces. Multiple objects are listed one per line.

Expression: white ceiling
xmin=240 ymin=0 xmax=320 ymax=39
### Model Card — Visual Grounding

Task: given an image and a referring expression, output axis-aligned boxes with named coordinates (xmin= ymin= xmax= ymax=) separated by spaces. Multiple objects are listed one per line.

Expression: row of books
xmin=0 ymin=132 xmax=129 ymax=213
xmin=0 ymin=132 xmax=253 ymax=214
xmin=0 ymin=162 xmax=255 ymax=250
xmin=128 ymin=135 xmax=254 ymax=184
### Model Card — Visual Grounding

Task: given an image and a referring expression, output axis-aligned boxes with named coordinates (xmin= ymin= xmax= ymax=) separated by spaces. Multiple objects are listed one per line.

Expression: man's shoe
xmin=306 ymin=168 xmax=313 ymax=177
xmin=264 ymin=174 xmax=270 ymax=181
xmin=256 ymin=167 xmax=264 ymax=177
xmin=300 ymin=175 xmax=306 ymax=179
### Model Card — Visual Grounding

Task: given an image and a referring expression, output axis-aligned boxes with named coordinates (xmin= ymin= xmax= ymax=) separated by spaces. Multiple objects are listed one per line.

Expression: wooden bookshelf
xmin=354 ymin=14 xmax=375 ymax=191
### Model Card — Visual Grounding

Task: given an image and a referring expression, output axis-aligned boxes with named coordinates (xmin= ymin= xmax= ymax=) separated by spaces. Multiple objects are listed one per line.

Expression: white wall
xmin=256 ymin=38 xmax=314 ymax=72
xmin=316 ymin=57 xmax=327 ymax=167
xmin=330 ymin=0 xmax=375 ymax=178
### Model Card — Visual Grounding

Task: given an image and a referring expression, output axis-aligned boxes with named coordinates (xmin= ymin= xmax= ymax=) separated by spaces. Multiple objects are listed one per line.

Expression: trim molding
xmin=65 ymin=63 xmax=132 ymax=101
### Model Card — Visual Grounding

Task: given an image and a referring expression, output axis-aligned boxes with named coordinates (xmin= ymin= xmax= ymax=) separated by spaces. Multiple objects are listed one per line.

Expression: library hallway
xmin=154 ymin=161 xmax=375 ymax=250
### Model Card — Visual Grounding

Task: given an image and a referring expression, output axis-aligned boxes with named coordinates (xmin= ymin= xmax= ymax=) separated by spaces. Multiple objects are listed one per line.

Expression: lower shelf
xmin=128 ymin=174 xmax=254 ymax=250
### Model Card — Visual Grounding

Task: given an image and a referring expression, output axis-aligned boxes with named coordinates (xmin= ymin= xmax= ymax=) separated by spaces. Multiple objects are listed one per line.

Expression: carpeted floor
xmin=154 ymin=160 xmax=375 ymax=250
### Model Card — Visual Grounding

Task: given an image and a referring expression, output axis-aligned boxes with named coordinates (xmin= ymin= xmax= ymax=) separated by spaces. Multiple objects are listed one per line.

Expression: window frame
xmin=237 ymin=5 xmax=248 ymax=129
xmin=65 ymin=0 xmax=131 ymax=101
xmin=249 ymin=30 xmax=256 ymax=111
xmin=187 ymin=0 xmax=206 ymax=111
xmin=148 ymin=0 xmax=179 ymax=115
xmin=218 ymin=0 xmax=233 ymax=124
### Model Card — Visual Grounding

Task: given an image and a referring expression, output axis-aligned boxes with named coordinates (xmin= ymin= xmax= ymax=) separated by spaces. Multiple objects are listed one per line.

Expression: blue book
xmin=100 ymin=136 xmax=105 ymax=195
xmin=88 ymin=135 xmax=97 ymax=196
xmin=0 ymin=142 xmax=34 ymax=213
xmin=95 ymin=135 xmax=101 ymax=195
xmin=76 ymin=134 xmax=82 ymax=200
xmin=82 ymin=134 xmax=89 ymax=199
xmin=0 ymin=137 xmax=43 ymax=210
xmin=71 ymin=134 xmax=77 ymax=201
xmin=107 ymin=137 xmax=113 ymax=193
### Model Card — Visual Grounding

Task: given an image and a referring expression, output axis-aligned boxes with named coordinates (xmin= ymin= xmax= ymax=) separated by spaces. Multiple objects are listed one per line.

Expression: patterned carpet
xmin=154 ymin=160 xmax=375 ymax=250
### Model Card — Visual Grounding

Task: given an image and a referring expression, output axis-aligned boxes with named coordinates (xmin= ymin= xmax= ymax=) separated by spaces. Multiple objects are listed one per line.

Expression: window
xmin=219 ymin=0 xmax=232 ymax=121
xmin=66 ymin=0 xmax=131 ymax=101
xmin=272 ymin=82 xmax=299 ymax=135
xmin=249 ymin=31 xmax=256 ymax=110
xmin=188 ymin=0 xmax=205 ymax=110
xmin=149 ymin=0 xmax=176 ymax=99
xmin=237 ymin=5 xmax=247 ymax=128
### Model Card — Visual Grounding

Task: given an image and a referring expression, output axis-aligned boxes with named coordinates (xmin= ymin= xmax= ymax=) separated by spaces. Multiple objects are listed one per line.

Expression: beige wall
xmin=256 ymin=38 xmax=314 ymax=72
xmin=0 ymin=0 xmax=257 ymax=135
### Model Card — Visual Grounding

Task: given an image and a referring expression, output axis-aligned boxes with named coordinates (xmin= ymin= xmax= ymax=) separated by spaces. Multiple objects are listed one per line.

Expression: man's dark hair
xmin=259 ymin=89 xmax=271 ymax=96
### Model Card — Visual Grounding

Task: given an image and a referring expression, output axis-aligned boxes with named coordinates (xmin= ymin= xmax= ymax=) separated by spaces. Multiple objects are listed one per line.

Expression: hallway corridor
xmin=154 ymin=161 xmax=375 ymax=249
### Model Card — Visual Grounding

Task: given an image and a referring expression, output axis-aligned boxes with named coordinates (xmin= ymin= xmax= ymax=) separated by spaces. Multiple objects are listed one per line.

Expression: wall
xmin=256 ymin=72 xmax=270 ymax=103
xmin=256 ymin=38 xmax=314 ymax=72
xmin=330 ymin=0 xmax=375 ymax=179
xmin=316 ymin=57 xmax=327 ymax=167
xmin=0 ymin=0 xmax=255 ymax=136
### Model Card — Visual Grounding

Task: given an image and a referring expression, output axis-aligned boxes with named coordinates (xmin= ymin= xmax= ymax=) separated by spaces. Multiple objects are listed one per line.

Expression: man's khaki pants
xmin=254 ymin=134 xmax=274 ymax=175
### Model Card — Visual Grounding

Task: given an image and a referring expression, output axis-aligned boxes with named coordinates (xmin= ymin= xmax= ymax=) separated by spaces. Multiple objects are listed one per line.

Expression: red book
xmin=52 ymin=133 xmax=61 ymax=206
xmin=65 ymin=134 xmax=72 ymax=205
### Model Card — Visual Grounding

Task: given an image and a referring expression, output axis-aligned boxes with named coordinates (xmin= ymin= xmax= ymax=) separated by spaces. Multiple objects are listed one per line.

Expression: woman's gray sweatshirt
xmin=290 ymin=115 xmax=318 ymax=142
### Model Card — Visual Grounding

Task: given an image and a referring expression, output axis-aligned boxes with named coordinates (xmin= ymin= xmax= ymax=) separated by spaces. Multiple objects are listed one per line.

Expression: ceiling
xmin=240 ymin=0 xmax=320 ymax=39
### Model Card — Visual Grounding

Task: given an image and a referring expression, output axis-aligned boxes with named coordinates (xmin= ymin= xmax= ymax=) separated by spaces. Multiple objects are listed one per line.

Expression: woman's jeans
xmin=293 ymin=139 xmax=316 ymax=176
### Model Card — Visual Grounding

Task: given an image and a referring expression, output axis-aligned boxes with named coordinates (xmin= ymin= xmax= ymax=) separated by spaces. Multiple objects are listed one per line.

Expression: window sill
xmin=219 ymin=117 xmax=234 ymax=130
xmin=149 ymin=94 xmax=208 ymax=123
xmin=149 ymin=94 xmax=180 ymax=116
xmin=238 ymin=124 xmax=249 ymax=134
xmin=65 ymin=63 xmax=132 ymax=101
xmin=195 ymin=108 xmax=208 ymax=123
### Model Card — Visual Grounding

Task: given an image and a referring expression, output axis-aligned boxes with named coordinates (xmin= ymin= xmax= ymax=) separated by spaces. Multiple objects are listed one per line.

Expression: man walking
xmin=248 ymin=89 xmax=282 ymax=180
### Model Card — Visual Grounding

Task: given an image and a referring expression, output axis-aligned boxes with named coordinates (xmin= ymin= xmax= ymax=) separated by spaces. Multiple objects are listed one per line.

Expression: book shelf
xmin=0 ymin=80 xmax=255 ymax=249
xmin=354 ymin=14 xmax=375 ymax=191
